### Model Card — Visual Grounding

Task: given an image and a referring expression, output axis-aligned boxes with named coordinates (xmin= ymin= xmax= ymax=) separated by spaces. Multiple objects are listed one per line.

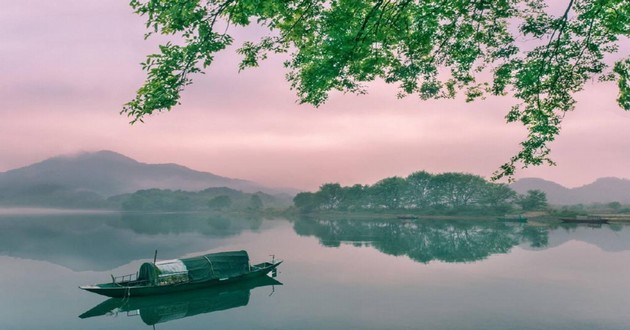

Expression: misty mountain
xmin=0 ymin=150 xmax=294 ymax=208
xmin=511 ymin=177 xmax=630 ymax=205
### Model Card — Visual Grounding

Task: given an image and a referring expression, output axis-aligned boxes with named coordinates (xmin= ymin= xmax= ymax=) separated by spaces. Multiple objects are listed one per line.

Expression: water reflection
xmin=80 ymin=276 xmax=282 ymax=326
xmin=1 ymin=211 xmax=628 ymax=272
xmin=294 ymin=217 xmax=551 ymax=263
xmin=0 ymin=212 xmax=270 ymax=271
xmin=1 ymin=212 xmax=630 ymax=329
xmin=294 ymin=217 xmax=630 ymax=263
xmin=114 ymin=212 xmax=264 ymax=234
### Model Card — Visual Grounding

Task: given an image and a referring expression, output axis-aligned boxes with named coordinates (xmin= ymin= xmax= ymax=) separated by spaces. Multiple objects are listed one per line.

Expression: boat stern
xmin=79 ymin=283 xmax=128 ymax=298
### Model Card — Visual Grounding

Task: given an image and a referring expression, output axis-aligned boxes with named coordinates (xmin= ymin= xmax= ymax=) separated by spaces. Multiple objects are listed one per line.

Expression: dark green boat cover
xmin=137 ymin=251 xmax=249 ymax=285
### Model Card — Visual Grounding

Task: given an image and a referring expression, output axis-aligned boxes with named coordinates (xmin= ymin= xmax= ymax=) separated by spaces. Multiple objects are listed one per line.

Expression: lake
xmin=1 ymin=211 xmax=629 ymax=329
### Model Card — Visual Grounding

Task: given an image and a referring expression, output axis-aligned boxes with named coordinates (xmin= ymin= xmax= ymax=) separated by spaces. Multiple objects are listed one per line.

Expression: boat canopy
xmin=138 ymin=250 xmax=250 ymax=285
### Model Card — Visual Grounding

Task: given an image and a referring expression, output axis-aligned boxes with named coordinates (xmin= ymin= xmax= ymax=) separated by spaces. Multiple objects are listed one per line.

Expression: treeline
xmin=293 ymin=171 xmax=546 ymax=214
xmin=113 ymin=187 xmax=291 ymax=212
xmin=0 ymin=183 xmax=117 ymax=209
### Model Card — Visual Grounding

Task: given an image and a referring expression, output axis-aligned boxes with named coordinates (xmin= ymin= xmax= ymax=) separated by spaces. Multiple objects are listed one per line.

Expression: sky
xmin=1 ymin=0 xmax=629 ymax=191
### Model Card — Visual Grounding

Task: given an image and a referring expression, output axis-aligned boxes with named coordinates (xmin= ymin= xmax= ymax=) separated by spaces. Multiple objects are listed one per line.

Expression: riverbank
xmin=0 ymin=207 xmax=121 ymax=216
xmin=290 ymin=210 xmax=630 ymax=223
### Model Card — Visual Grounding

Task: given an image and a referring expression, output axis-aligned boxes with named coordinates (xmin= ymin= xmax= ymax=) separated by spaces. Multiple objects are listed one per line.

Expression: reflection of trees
xmin=520 ymin=226 xmax=549 ymax=248
xmin=294 ymin=218 xmax=549 ymax=263
xmin=111 ymin=212 xmax=264 ymax=236
xmin=0 ymin=213 xmax=266 ymax=271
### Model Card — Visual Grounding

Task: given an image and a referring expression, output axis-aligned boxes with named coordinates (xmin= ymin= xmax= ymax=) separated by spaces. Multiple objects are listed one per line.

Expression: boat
xmin=79 ymin=276 xmax=282 ymax=326
xmin=560 ymin=216 xmax=609 ymax=224
xmin=497 ymin=215 xmax=527 ymax=223
xmin=79 ymin=250 xmax=282 ymax=298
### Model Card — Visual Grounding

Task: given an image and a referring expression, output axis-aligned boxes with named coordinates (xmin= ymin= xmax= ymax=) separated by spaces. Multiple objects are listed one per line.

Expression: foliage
xmin=607 ymin=201 xmax=622 ymax=210
xmin=249 ymin=193 xmax=264 ymax=210
xmin=547 ymin=205 xmax=588 ymax=217
xmin=293 ymin=191 xmax=323 ymax=212
xmin=317 ymin=183 xmax=345 ymax=209
xmin=480 ymin=183 xmax=518 ymax=214
xmin=429 ymin=173 xmax=488 ymax=209
xmin=124 ymin=0 xmax=630 ymax=179
xmin=370 ymin=177 xmax=407 ymax=209
xmin=0 ymin=183 xmax=116 ymax=209
xmin=119 ymin=187 xmax=288 ymax=211
xmin=121 ymin=188 xmax=196 ymax=211
xmin=516 ymin=189 xmax=548 ymax=211
xmin=208 ymin=195 xmax=233 ymax=209
xmin=293 ymin=171 xmax=518 ymax=214
xmin=547 ymin=201 xmax=630 ymax=215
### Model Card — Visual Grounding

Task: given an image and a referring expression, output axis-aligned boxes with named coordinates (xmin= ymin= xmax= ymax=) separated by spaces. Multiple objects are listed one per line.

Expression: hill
xmin=0 ymin=150 xmax=293 ymax=208
xmin=511 ymin=177 xmax=630 ymax=205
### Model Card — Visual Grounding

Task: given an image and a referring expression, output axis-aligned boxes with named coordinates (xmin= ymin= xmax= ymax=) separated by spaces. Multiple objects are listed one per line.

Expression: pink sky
xmin=1 ymin=1 xmax=629 ymax=190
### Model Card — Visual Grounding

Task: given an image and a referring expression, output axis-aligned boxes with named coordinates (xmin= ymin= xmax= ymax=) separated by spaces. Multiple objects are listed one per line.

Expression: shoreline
xmin=0 ymin=207 xmax=122 ymax=216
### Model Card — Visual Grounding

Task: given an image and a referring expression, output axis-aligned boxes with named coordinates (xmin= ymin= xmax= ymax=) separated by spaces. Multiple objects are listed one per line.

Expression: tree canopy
xmin=516 ymin=189 xmax=548 ymax=211
xmin=292 ymin=171 xmax=519 ymax=214
xmin=123 ymin=0 xmax=629 ymax=179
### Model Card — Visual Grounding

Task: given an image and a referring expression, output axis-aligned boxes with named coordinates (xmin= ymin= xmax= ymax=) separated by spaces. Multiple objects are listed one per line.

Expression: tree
xmin=249 ymin=194 xmax=264 ymax=210
xmin=404 ymin=171 xmax=433 ymax=209
xmin=339 ymin=184 xmax=368 ymax=210
xmin=480 ymin=183 xmax=517 ymax=214
xmin=607 ymin=201 xmax=622 ymax=211
xmin=316 ymin=183 xmax=345 ymax=209
xmin=293 ymin=191 xmax=321 ymax=212
xmin=517 ymin=190 xmax=548 ymax=211
xmin=208 ymin=195 xmax=232 ymax=210
xmin=123 ymin=0 xmax=629 ymax=179
xmin=369 ymin=177 xmax=407 ymax=209
xmin=429 ymin=173 xmax=487 ymax=210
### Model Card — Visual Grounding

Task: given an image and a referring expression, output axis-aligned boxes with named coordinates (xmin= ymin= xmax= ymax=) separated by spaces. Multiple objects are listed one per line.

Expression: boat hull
xmin=80 ymin=261 xmax=282 ymax=298
xmin=560 ymin=219 xmax=608 ymax=224
xmin=79 ymin=275 xmax=283 ymax=324
xmin=497 ymin=218 xmax=527 ymax=223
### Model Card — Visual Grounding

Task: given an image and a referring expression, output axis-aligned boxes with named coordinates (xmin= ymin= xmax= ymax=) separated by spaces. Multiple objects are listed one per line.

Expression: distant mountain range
xmin=3 ymin=151 xmax=627 ymax=208
xmin=0 ymin=150 xmax=296 ymax=208
xmin=510 ymin=177 xmax=630 ymax=205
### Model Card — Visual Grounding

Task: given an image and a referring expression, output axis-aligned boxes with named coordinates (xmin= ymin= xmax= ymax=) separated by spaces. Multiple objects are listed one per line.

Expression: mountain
xmin=510 ymin=178 xmax=574 ymax=204
xmin=0 ymin=150 xmax=294 ymax=208
xmin=511 ymin=177 xmax=630 ymax=205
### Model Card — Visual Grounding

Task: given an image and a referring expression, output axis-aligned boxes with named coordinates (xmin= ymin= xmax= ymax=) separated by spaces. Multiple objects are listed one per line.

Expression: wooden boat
xmin=560 ymin=216 xmax=609 ymax=224
xmin=79 ymin=276 xmax=282 ymax=325
xmin=497 ymin=215 xmax=527 ymax=223
xmin=79 ymin=250 xmax=282 ymax=298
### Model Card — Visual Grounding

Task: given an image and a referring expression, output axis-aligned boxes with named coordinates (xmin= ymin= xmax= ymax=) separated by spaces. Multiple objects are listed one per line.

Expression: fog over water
xmin=0 ymin=212 xmax=629 ymax=329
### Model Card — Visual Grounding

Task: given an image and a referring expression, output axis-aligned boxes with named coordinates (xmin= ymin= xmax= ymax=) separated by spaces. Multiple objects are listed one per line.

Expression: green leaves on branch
xmin=614 ymin=59 xmax=630 ymax=110
xmin=123 ymin=0 xmax=232 ymax=123
xmin=124 ymin=0 xmax=630 ymax=179
xmin=491 ymin=0 xmax=627 ymax=180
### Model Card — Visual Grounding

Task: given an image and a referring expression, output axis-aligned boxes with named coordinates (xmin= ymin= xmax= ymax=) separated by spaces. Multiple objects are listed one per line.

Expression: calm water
xmin=1 ymin=211 xmax=629 ymax=329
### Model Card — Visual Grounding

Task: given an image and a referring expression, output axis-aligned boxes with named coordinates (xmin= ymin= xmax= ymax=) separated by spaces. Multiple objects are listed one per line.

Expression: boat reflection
xmin=79 ymin=276 xmax=282 ymax=326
